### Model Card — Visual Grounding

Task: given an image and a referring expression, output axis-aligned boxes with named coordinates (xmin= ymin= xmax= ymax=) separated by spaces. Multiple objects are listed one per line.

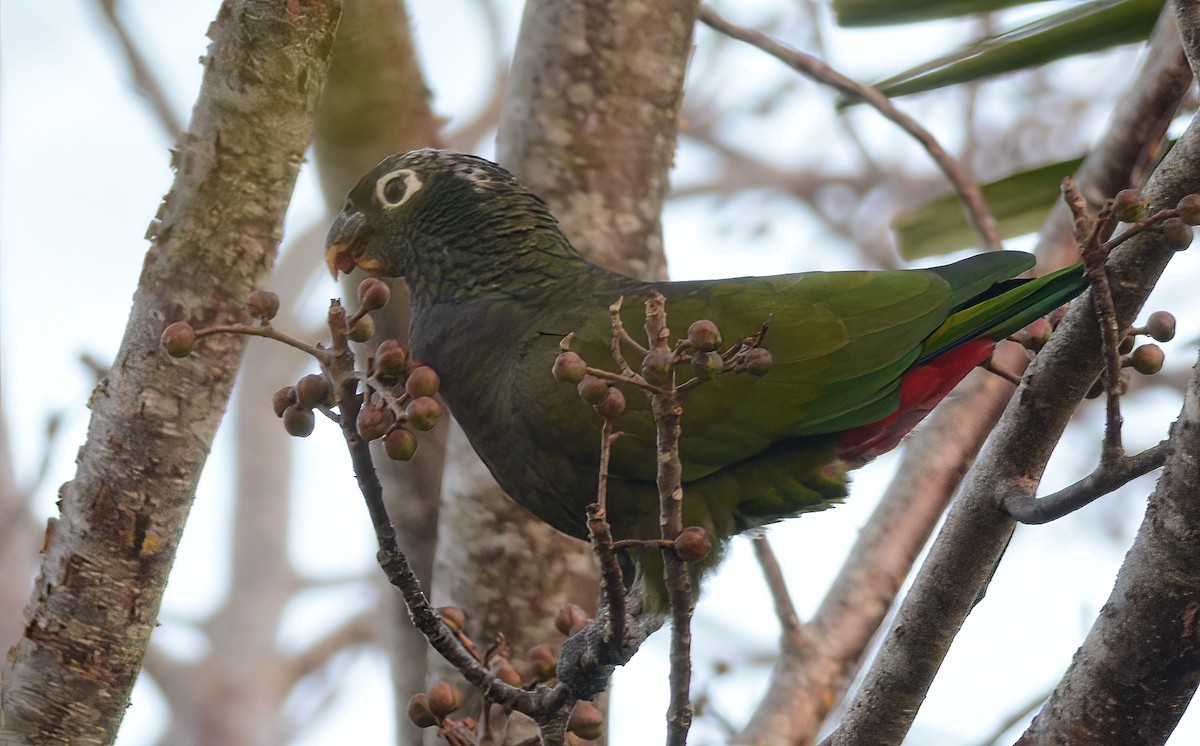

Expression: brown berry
xmin=687 ymin=319 xmax=722 ymax=353
xmin=1118 ymin=334 xmax=1135 ymax=355
xmin=356 ymin=403 xmax=390 ymax=441
xmin=739 ymin=346 xmax=774 ymax=377
xmin=640 ymin=349 xmax=673 ymax=386
xmin=674 ymin=526 xmax=712 ymax=562
xmin=495 ymin=663 xmax=523 ymax=688
xmin=594 ymin=387 xmax=626 ymax=419
xmin=161 ymin=321 xmax=197 ymax=358
xmin=383 ymin=427 xmax=418 ymax=461
xmin=357 ymin=277 xmax=391 ymax=311
xmin=1112 ymin=189 xmax=1144 ymax=223
xmin=577 ymin=375 xmax=610 ymax=405
xmin=272 ymin=386 xmax=297 ymax=418
xmin=283 ymin=405 xmax=315 ymax=437
xmin=555 ymin=603 xmax=590 ymax=636
xmin=1176 ymin=194 xmax=1200 ymax=226
xmin=407 ymin=693 xmax=438 ymax=728
xmin=428 ymin=681 xmax=462 ymax=718
xmin=375 ymin=340 xmax=407 ymax=377
xmin=553 ymin=351 xmax=588 ymax=384
xmin=1144 ymin=310 xmax=1176 ymax=342
xmin=247 ymin=290 xmax=280 ymax=320
xmin=567 ymin=701 xmax=605 ymax=741
xmin=438 ymin=605 xmax=466 ymax=633
xmin=1085 ymin=377 xmax=1105 ymax=400
xmin=691 ymin=351 xmax=724 ymax=380
xmin=295 ymin=373 xmax=331 ymax=408
xmin=348 ymin=314 xmax=375 ymax=343
xmin=405 ymin=365 xmax=441 ymax=398
xmin=1160 ymin=218 xmax=1194 ymax=251
xmin=1130 ymin=344 xmax=1165 ymax=375
xmin=406 ymin=396 xmax=442 ymax=431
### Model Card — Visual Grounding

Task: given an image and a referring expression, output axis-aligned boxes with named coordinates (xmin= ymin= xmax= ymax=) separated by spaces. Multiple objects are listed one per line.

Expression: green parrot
xmin=325 ymin=149 xmax=1085 ymax=593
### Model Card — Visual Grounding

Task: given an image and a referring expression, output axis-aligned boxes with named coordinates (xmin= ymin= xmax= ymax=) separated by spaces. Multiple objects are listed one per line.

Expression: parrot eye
xmin=375 ymin=168 xmax=423 ymax=209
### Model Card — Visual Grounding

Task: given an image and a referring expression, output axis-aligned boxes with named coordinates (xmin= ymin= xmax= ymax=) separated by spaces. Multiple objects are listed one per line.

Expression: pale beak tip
xmin=324 ymin=241 xmax=354 ymax=281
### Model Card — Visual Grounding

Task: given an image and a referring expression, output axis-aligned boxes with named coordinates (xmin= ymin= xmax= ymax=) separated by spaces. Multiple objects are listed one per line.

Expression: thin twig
xmin=585 ymin=366 xmax=661 ymax=394
xmin=1063 ymin=179 xmax=1124 ymax=456
xmin=999 ymin=184 xmax=1178 ymax=523
xmin=610 ymin=538 xmax=673 ymax=552
xmin=981 ymin=358 xmax=1022 ymax=386
xmin=972 ymin=688 xmax=1051 ymax=746
xmin=338 ymin=386 xmax=543 ymax=707
xmin=588 ymin=420 xmax=627 ymax=647
xmin=698 ymin=5 xmax=1001 ymax=252
xmin=644 ymin=291 xmax=694 ymax=746
xmin=195 ymin=323 xmax=331 ymax=362
xmin=319 ymin=303 xmax=578 ymax=724
xmin=609 ymin=297 xmax=649 ymax=370
xmin=95 ymin=0 xmax=184 ymax=140
xmin=1100 ymin=206 xmax=1190 ymax=251
xmin=1000 ymin=440 xmax=1169 ymax=524
xmin=752 ymin=536 xmax=804 ymax=639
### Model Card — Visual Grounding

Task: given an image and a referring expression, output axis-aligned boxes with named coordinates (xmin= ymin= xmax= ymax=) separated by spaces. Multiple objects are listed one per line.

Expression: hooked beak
xmin=324 ymin=208 xmax=367 ymax=280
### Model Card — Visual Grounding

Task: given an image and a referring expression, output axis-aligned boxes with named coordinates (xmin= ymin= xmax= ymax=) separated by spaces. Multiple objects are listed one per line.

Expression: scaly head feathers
xmin=325 ymin=149 xmax=571 ymax=301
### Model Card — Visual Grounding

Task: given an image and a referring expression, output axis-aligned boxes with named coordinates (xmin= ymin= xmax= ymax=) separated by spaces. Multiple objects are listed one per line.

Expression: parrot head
xmin=325 ymin=148 xmax=559 ymax=282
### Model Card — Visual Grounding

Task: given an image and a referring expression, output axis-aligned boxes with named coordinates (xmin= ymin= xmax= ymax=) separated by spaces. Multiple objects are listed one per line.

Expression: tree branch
xmin=739 ymin=362 xmax=1016 ymax=744
xmin=1031 ymin=9 xmax=1191 ymax=265
xmin=823 ymin=25 xmax=1200 ymax=742
xmin=588 ymin=421 xmax=628 ymax=650
xmin=1016 ymin=3 xmax=1200 ymax=734
xmin=1017 ymin=351 xmax=1200 ymax=743
xmin=698 ymin=5 xmax=1000 ymax=253
xmin=94 ymin=0 xmax=185 ymax=141
xmin=0 ymin=2 xmax=341 ymax=742
xmin=752 ymin=536 xmax=803 ymax=640
xmin=1001 ymin=440 xmax=1169 ymax=524
xmin=643 ymin=292 xmax=694 ymax=746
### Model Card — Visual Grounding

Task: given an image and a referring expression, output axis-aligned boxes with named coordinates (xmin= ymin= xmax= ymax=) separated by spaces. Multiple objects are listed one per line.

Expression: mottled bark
xmin=1017 ymin=354 xmax=1200 ymax=744
xmin=0 ymin=2 xmax=341 ymax=743
xmin=148 ymin=230 xmax=321 ymax=746
xmin=496 ymin=0 xmax=693 ymax=279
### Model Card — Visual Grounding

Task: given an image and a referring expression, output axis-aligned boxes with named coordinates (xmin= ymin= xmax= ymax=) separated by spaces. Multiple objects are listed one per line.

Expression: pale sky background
xmin=2 ymin=1 xmax=1198 ymax=744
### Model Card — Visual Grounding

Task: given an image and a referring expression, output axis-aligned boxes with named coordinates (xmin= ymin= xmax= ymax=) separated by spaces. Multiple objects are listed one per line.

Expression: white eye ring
xmin=375 ymin=168 xmax=423 ymax=209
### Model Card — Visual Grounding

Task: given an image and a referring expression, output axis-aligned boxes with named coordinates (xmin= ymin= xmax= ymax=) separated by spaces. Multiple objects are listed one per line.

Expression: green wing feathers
xmin=578 ymin=252 xmax=1084 ymax=486
xmin=919 ymin=262 xmax=1085 ymax=361
xmin=539 ymin=250 xmax=1084 ymax=543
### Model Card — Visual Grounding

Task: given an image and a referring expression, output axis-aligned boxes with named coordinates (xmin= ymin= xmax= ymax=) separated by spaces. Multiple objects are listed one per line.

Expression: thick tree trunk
xmin=1018 ymin=355 xmax=1200 ymax=744
xmin=0 ymin=2 xmax=341 ymax=743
